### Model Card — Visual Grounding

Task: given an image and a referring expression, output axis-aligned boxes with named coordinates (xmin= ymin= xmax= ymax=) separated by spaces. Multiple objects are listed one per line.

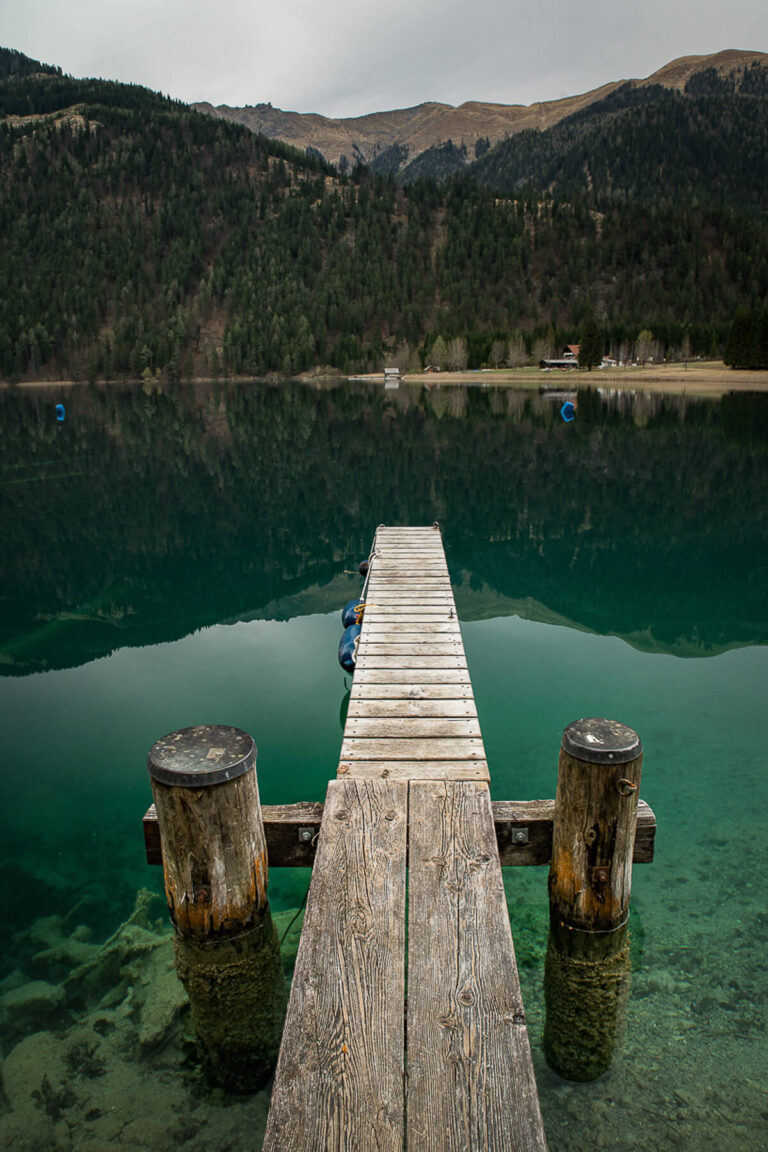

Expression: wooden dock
xmin=263 ymin=526 xmax=547 ymax=1151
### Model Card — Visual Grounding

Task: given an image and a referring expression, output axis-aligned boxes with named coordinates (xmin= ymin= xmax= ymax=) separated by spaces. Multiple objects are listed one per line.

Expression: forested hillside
xmin=1 ymin=48 xmax=767 ymax=381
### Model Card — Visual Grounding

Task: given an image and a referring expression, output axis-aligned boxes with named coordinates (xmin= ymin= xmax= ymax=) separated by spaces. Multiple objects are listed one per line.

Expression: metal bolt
xmin=298 ymin=827 xmax=316 ymax=843
xmin=512 ymin=828 xmax=529 ymax=845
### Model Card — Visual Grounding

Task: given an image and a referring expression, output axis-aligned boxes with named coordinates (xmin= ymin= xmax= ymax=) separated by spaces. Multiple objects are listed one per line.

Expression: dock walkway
xmin=263 ymin=526 xmax=547 ymax=1151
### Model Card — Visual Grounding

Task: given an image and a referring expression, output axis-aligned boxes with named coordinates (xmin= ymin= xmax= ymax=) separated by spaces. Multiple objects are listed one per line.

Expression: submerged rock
xmin=0 ymin=980 xmax=65 ymax=1035
xmin=0 ymin=888 xmax=294 ymax=1149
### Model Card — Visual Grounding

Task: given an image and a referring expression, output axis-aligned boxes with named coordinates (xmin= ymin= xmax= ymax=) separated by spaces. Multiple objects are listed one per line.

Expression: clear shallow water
xmin=0 ymin=380 xmax=766 ymax=1150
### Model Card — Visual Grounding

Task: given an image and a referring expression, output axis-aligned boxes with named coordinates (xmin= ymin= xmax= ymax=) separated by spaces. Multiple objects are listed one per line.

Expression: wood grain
xmin=407 ymin=781 xmax=547 ymax=1151
xmin=340 ymin=737 xmax=486 ymax=760
xmin=262 ymin=780 xmax=407 ymax=1152
xmin=143 ymin=798 xmax=654 ymax=866
xmin=353 ymin=669 xmax=472 ymax=684
xmin=356 ymin=656 xmax=468 ymax=669
xmin=344 ymin=718 xmax=482 ymax=739
xmin=351 ymin=684 xmax=475 ymax=700
xmin=346 ymin=699 xmax=478 ymax=718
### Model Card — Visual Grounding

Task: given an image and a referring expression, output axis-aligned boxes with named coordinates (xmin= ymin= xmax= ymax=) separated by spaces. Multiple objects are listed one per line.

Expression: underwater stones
xmin=1 ymin=1030 xmax=66 ymax=1113
xmin=0 ymin=980 xmax=65 ymax=1033
xmin=136 ymin=949 xmax=188 ymax=1050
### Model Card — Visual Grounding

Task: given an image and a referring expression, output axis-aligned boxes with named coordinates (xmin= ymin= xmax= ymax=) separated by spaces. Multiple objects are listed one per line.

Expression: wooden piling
xmin=147 ymin=724 xmax=286 ymax=1092
xmin=543 ymin=717 xmax=643 ymax=1081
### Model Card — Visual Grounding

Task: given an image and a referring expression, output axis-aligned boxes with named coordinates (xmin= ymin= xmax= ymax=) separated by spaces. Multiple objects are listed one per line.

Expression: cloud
xmin=2 ymin=0 xmax=765 ymax=115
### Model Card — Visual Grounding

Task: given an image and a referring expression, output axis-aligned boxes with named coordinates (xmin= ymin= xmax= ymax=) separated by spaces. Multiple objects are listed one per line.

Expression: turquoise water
xmin=1 ymin=380 xmax=766 ymax=1150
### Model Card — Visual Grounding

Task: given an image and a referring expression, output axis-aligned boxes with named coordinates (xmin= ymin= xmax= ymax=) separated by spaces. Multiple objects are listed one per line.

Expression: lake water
xmin=1 ymin=380 xmax=766 ymax=1151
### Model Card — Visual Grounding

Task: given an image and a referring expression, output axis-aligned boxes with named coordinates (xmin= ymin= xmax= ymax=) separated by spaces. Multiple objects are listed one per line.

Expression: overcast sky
xmin=2 ymin=0 xmax=766 ymax=117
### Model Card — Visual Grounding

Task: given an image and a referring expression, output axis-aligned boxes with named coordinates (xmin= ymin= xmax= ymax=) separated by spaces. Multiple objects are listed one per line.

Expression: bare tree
xmin=490 ymin=339 xmax=506 ymax=369
xmin=447 ymin=336 xmax=469 ymax=371
xmin=635 ymin=329 xmax=654 ymax=365
xmin=532 ymin=336 xmax=554 ymax=364
xmin=507 ymin=334 xmax=528 ymax=368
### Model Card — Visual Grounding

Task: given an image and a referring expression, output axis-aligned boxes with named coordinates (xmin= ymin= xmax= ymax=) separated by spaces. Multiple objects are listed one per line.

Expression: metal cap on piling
xmin=147 ymin=724 xmax=256 ymax=787
xmin=561 ymin=718 xmax=642 ymax=765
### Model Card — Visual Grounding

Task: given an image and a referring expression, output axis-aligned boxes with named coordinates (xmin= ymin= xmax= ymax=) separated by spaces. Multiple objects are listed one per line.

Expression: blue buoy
xmin=55 ymin=403 xmax=66 ymax=422
xmin=338 ymin=624 xmax=362 ymax=674
xmin=341 ymin=598 xmax=365 ymax=628
xmin=560 ymin=401 xmax=576 ymax=423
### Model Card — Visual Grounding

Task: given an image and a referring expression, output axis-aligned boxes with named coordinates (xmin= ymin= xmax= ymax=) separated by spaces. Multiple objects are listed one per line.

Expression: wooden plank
xmin=364 ymin=603 xmax=455 ymax=610
xmin=363 ymin=609 xmax=455 ymax=618
xmin=368 ymin=572 xmax=449 ymax=579
xmin=407 ymin=781 xmax=547 ymax=1151
xmin=347 ymin=699 xmax=478 ymax=718
xmin=358 ymin=645 xmax=463 ymax=657
xmin=359 ymin=636 xmax=462 ymax=647
xmin=362 ymin=622 xmax=462 ymax=635
xmin=262 ymin=780 xmax=407 ymax=1152
xmin=339 ymin=761 xmax=491 ymax=782
xmin=340 ymin=737 xmax=485 ymax=761
xmin=350 ymin=683 xmax=475 ymax=699
xmin=353 ymin=669 xmax=472 ymax=684
xmin=344 ymin=718 xmax=482 ymax=739
xmin=356 ymin=656 xmax=468 ymax=669
xmin=368 ymin=573 xmax=448 ymax=580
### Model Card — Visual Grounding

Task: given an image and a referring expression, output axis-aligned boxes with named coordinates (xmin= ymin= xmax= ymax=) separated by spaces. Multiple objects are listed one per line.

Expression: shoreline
xmin=4 ymin=362 xmax=768 ymax=398
xmin=401 ymin=362 xmax=768 ymax=397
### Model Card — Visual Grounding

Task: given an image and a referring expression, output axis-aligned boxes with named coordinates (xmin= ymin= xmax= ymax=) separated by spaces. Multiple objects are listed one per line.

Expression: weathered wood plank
xmin=350 ymin=683 xmax=475 ymax=699
xmin=356 ymin=656 xmax=468 ymax=669
xmin=358 ymin=644 xmax=464 ymax=657
xmin=340 ymin=737 xmax=485 ymax=760
xmin=359 ymin=635 xmax=462 ymax=647
xmin=362 ymin=622 xmax=462 ymax=635
xmin=262 ymin=780 xmax=407 ymax=1152
xmin=347 ymin=699 xmax=478 ymax=718
xmin=368 ymin=573 xmax=448 ymax=580
xmin=407 ymin=781 xmax=547 ymax=1151
xmin=339 ymin=761 xmax=491 ymax=782
xmin=345 ymin=718 xmax=482 ymax=739
xmin=364 ymin=604 xmax=456 ymax=611
xmin=353 ymin=668 xmax=472 ymax=684
xmin=363 ymin=609 xmax=455 ymax=618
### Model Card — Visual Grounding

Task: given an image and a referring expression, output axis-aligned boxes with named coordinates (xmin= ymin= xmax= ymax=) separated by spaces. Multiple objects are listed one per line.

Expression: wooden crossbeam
xmin=143 ymin=797 xmax=656 ymax=868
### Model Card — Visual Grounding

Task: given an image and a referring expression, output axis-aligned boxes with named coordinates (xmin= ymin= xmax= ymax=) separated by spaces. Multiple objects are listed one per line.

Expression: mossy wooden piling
xmin=147 ymin=724 xmax=286 ymax=1092
xmin=543 ymin=718 xmax=643 ymax=1081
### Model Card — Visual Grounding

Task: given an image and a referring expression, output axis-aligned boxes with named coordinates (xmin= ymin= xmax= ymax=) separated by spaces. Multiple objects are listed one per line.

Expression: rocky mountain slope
xmin=194 ymin=49 xmax=767 ymax=177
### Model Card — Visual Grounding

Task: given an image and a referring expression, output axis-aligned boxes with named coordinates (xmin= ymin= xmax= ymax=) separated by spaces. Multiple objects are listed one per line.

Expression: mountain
xmin=193 ymin=49 xmax=768 ymax=179
xmin=1 ymin=45 xmax=767 ymax=383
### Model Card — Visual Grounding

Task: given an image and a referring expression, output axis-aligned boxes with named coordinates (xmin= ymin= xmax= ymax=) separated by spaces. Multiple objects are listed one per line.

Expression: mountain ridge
xmin=193 ymin=49 xmax=768 ymax=176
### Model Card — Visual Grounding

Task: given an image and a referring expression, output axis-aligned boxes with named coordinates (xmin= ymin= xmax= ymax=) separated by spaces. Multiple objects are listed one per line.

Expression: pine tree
xmin=578 ymin=314 xmax=602 ymax=370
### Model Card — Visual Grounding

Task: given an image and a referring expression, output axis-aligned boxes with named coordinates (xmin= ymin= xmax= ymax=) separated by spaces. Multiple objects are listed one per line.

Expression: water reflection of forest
xmin=1 ymin=381 xmax=766 ymax=673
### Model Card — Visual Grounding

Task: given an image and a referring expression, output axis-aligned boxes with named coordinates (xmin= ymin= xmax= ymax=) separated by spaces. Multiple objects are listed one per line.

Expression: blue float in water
xmin=338 ymin=624 xmax=362 ymax=674
xmin=560 ymin=401 xmax=576 ymax=423
xmin=341 ymin=598 xmax=365 ymax=628
xmin=55 ymin=404 xmax=66 ymax=422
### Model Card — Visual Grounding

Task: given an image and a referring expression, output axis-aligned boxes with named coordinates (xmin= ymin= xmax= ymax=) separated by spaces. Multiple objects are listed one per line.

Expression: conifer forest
xmin=1 ymin=47 xmax=767 ymax=381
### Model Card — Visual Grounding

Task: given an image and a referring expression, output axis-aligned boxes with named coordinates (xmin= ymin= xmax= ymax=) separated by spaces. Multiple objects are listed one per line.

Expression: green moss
xmin=174 ymin=907 xmax=287 ymax=1094
xmin=543 ymin=931 xmax=631 ymax=1082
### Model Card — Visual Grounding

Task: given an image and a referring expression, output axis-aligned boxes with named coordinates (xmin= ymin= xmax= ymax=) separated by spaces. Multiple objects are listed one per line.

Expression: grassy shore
xmin=6 ymin=361 xmax=768 ymax=397
xmin=399 ymin=361 xmax=768 ymax=397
